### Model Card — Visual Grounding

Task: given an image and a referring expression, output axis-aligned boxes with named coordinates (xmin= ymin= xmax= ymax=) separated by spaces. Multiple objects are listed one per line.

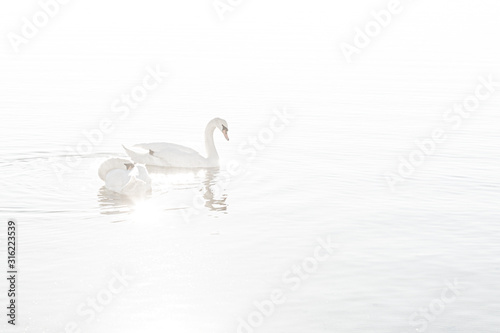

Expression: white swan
xmin=123 ymin=118 xmax=229 ymax=168
xmin=98 ymin=158 xmax=152 ymax=196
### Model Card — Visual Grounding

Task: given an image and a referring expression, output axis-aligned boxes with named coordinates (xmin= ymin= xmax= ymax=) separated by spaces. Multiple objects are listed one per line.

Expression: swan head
xmin=213 ymin=118 xmax=229 ymax=141
xmin=98 ymin=158 xmax=136 ymax=181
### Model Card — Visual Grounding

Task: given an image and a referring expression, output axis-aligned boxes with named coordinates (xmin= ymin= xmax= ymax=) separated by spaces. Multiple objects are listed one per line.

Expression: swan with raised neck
xmin=123 ymin=117 xmax=229 ymax=168
xmin=205 ymin=117 xmax=229 ymax=162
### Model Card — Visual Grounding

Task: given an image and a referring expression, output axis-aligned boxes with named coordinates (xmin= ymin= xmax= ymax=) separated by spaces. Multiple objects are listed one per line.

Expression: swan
xmin=123 ymin=117 xmax=229 ymax=168
xmin=98 ymin=158 xmax=152 ymax=196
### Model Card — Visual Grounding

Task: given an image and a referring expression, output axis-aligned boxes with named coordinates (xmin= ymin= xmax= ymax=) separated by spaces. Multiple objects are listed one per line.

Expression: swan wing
xmin=125 ymin=143 xmax=207 ymax=167
xmin=135 ymin=142 xmax=201 ymax=156
xmin=123 ymin=144 xmax=167 ymax=166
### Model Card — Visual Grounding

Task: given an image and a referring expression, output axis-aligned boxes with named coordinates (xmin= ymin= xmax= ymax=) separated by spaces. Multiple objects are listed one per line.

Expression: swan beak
xmin=222 ymin=129 xmax=229 ymax=141
xmin=124 ymin=163 xmax=135 ymax=170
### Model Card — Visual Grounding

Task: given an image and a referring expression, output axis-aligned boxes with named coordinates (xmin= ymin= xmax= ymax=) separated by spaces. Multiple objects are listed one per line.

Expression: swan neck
xmin=205 ymin=121 xmax=218 ymax=160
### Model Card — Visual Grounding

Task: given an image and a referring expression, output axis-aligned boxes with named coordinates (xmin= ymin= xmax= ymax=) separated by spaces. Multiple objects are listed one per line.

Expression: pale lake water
xmin=2 ymin=60 xmax=500 ymax=333
xmin=1 ymin=5 xmax=500 ymax=331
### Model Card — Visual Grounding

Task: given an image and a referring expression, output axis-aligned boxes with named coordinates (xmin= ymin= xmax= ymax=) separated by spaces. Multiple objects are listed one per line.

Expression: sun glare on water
xmin=131 ymin=199 xmax=164 ymax=223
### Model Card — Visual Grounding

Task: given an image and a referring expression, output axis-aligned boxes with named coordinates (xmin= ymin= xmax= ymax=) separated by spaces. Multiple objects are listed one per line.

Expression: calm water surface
xmin=1 ymin=58 xmax=500 ymax=333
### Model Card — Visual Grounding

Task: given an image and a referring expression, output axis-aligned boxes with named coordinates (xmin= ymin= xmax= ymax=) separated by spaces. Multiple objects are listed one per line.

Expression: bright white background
xmin=1 ymin=1 xmax=499 ymax=332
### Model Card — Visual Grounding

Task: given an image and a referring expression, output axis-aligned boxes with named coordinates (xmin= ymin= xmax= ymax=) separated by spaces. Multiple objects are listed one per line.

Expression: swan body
xmin=98 ymin=158 xmax=151 ymax=196
xmin=123 ymin=118 xmax=229 ymax=168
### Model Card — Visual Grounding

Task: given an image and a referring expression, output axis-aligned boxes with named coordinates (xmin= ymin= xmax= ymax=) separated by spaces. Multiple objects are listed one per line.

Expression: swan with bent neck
xmin=98 ymin=158 xmax=151 ymax=196
xmin=123 ymin=118 xmax=229 ymax=168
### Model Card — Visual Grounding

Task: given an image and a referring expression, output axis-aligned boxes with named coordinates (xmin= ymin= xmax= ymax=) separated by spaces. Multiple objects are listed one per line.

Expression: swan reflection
xmin=200 ymin=168 xmax=228 ymax=213
xmin=98 ymin=166 xmax=228 ymax=221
